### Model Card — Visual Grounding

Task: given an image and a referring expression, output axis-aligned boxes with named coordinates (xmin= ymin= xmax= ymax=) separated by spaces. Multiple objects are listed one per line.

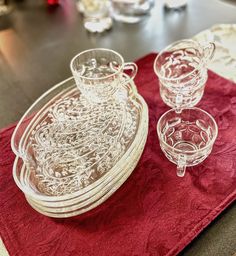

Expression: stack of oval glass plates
xmin=11 ymin=76 xmax=148 ymax=218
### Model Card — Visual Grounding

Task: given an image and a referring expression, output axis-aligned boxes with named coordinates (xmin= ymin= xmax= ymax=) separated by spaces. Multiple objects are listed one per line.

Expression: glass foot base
xmin=84 ymin=17 xmax=113 ymax=33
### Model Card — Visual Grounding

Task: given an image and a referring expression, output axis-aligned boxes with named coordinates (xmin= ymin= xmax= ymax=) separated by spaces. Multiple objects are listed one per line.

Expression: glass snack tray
xmin=13 ymin=129 xmax=147 ymax=218
xmin=11 ymin=76 xmax=148 ymax=217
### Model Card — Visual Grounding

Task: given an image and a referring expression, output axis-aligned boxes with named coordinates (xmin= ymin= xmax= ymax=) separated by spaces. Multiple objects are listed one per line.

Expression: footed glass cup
xmin=70 ymin=48 xmax=137 ymax=103
xmin=154 ymin=39 xmax=215 ymax=113
xmin=157 ymin=107 xmax=218 ymax=177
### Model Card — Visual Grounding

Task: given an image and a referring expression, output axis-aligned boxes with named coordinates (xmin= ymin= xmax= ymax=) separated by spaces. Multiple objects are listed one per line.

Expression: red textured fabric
xmin=0 ymin=53 xmax=236 ymax=256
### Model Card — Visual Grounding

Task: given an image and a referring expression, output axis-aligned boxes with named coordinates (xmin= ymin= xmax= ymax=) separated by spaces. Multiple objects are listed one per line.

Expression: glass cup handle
xmin=203 ymin=42 xmax=215 ymax=62
xmin=121 ymin=62 xmax=138 ymax=85
xmin=175 ymin=93 xmax=183 ymax=113
xmin=177 ymin=154 xmax=186 ymax=177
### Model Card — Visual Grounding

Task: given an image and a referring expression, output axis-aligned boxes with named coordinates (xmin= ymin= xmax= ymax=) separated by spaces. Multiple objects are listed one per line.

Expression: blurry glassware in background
xmin=0 ymin=0 xmax=12 ymax=16
xmin=76 ymin=0 xmax=85 ymax=13
xmin=164 ymin=0 xmax=187 ymax=9
xmin=110 ymin=0 xmax=154 ymax=23
xmin=79 ymin=0 xmax=112 ymax=33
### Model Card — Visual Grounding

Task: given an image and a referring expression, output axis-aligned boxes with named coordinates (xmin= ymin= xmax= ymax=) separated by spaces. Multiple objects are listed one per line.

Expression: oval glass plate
xmin=11 ymin=75 xmax=148 ymax=216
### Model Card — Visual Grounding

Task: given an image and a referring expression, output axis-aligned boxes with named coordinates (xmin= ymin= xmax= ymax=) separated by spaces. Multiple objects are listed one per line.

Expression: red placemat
xmin=0 ymin=53 xmax=236 ymax=256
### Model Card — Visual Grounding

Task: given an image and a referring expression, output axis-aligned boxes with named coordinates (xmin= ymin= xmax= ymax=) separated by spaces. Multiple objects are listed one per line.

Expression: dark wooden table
xmin=0 ymin=0 xmax=235 ymax=255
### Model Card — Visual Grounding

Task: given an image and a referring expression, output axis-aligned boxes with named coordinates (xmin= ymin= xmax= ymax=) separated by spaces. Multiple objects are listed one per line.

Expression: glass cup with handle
xmin=70 ymin=48 xmax=138 ymax=103
xmin=157 ymin=107 xmax=218 ymax=177
xmin=154 ymin=39 xmax=215 ymax=113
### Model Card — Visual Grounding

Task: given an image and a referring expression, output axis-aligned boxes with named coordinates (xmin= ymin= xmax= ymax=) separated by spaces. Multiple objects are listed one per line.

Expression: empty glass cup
xmin=70 ymin=48 xmax=138 ymax=103
xmin=154 ymin=39 xmax=215 ymax=113
xmin=157 ymin=107 xmax=218 ymax=177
